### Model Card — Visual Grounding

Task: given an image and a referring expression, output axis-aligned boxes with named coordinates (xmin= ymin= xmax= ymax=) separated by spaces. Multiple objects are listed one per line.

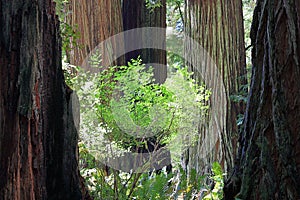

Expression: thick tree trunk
xmin=67 ymin=0 xmax=124 ymax=67
xmin=122 ymin=0 xmax=167 ymax=84
xmin=0 ymin=1 xmax=89 ymax=199
xmin=184 ymin=0 xmax=247 ymax=175
xmin=225 ymin=0 xmax=300 ymax=199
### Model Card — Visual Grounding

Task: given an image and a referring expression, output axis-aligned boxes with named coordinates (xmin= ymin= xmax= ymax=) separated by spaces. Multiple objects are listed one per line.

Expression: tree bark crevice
xmin=184 ymin=0 xmax=247 ymax=177
xmin=226 ymin=0 xmax=300 ymax=199
xmin=0 ymin=1 xmax=89 ymax=199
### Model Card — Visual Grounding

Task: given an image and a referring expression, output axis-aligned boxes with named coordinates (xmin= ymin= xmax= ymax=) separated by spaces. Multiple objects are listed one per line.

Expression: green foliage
xmin=79 ymin=143 xmax=116 ymax=199
xmin=145 ymin=0 xmax=162 ymax=10
xmin=64 ymin=56 xmax=213 ymax=199
xmin=109 ymin=59 xmax=174 ymax=135
xmin=230 ymin=93 xmax=247 ymax=104
xmin=203 ymin=162 xmax=224 ymax=200
xmin=61 ymin=23 xmax=80 ymax=53
xmin=79 ymin=143 xmax=224 ymax=200
xmin=166 ymin=0 xmax=184 ymax=27
xmin=62 ymin=62 xmax=79 ymax=87
xmin=230 ymin=74 xmax=249 ymax=129
xmin=69 ymin=57 xmax=210 ymax=156
xmin=145 ymin=0 xmax=183 ymax=12
xmin=177 ymin=166 xmax=206 ymax=199
xmin=92 ymin=58 xmax=176 ymax=149
xmin=58 ymin=0 xmax=253 ymax=198
xmin=54 ymin=0 xmax=80 ymax=56
xmin=132 ymin=172 xmax=174 ymax=199
xmin=79 ymin=142 xmax=171 ymax=199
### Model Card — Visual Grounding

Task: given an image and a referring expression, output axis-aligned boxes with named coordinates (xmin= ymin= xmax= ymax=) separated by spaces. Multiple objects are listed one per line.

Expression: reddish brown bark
xmin=67 ymin=0 xmax=124 ymax=67
xmin=225 ymin=0 xmax=300 ymax=199
xmin=184 ymin=0 xmax=247 ymax=175
xmin=0 ymin=0 xmax=89 ymax=199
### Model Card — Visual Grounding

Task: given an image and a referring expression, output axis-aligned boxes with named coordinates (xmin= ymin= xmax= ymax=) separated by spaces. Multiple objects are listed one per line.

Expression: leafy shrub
xmin=79 ymin=142 xmax=224 ymax=200
xmin=64 ymin=57 xmax=216 ymax=199
xmin=67 ymin=57 xmax=210 ymax=158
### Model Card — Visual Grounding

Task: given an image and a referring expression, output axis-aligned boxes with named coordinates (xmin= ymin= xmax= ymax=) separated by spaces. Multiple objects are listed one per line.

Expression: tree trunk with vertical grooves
xmin=67 ymin=0 xmax=124 ymax=67
xmin=184 ymin=0 xmax=247 ymax=175
xmin=122 ymin=0 xmax=167 ymax=84
xmin=0 ymin=0 xmax=90 ymax=199
xmin=225 ymin=0 xmax=300 ymax=199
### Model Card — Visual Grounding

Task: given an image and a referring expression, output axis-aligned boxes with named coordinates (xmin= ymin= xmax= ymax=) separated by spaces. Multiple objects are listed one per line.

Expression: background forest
xmin=58 ymin=0 xmax=252 ymax=199
xmin=0 ymin=0 xmax=299 ymax=200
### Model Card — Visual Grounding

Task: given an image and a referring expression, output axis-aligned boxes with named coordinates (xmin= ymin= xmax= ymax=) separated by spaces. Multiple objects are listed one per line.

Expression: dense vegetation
xmin=57 ymin=0 xmax=256 ymax=199
xmin=2 ymin=0 xmax=298 ymax=199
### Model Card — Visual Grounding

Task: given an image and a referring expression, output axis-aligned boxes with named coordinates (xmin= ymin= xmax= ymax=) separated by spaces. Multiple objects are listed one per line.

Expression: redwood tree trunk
xmin=184 ymin=0 xmax=247 ymax=175
xmin=67 ymin=0 xmax=124 ymax=67
xmin=0 ymin=1 xmax=89 ymax=199
xmin=226 ymin=0 xmax=300 ymax=199
xmin=122 ymin=0 xmax=167 ymax=84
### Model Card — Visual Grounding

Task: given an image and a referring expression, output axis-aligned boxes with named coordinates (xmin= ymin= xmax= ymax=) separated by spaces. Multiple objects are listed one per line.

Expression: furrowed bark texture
xmin=0 ymin=1 xmax=89 ymax=199
xmin=184 ymin=0 xmax=247 ymax=175
xmin=123 ymin=0 xmax=167 ymax=84
xmin=67 ymin=0 xmax=124 ymax=67
xmin=226 ymin=0 xmax=300 ymax=199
